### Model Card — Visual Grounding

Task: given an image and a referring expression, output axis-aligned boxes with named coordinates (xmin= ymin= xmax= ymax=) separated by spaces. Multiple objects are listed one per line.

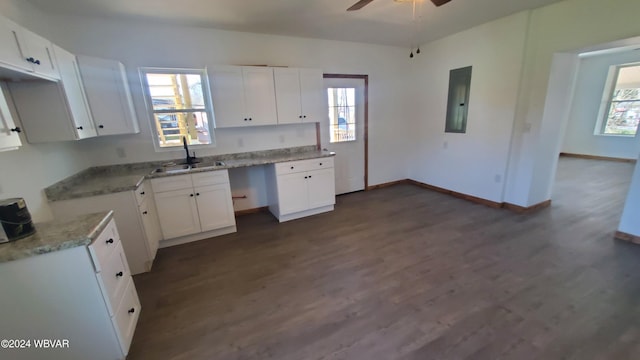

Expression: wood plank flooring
xmin=128 ymin=157 xmax=640 ymax=359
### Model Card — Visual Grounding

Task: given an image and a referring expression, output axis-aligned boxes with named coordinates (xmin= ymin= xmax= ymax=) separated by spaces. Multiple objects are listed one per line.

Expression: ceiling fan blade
xmin=431 ymin=0 xmax=452 ymax=6
xmin=347 ymin=0 xmax=375 ymax=11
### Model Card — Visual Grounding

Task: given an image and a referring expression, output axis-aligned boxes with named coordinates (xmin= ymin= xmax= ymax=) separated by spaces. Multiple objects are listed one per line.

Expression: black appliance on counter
xmin=0 ymin=198 xmax=36 ymax=243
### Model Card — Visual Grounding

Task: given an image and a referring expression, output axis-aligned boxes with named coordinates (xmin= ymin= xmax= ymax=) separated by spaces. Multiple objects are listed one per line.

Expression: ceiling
xmin=26 ymin=0 xmax=566 ymax=47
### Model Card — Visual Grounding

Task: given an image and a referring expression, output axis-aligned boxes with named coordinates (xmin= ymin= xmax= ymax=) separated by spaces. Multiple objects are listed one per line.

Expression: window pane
xmin=146 ymin=73 xmax=205 ymax=111
xmin=602 ymin=65 xmax=640 ymax=136
xmin=154 ymin=111 xmax=211 ymax=148
xmin=327 ymin=87 xmax=356 ymax=143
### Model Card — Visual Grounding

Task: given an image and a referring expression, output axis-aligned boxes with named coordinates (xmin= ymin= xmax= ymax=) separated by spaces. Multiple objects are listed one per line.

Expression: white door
xmin=154 ymin=188 xmax=200 ymax=239
xmin=277 ymin=172 xmax=309 ymax=215
xmin=323 ymin=77 xmax=366 ymax=195
xmin=242 ymin=66 xmax=278 ymax=126
xmin=274 ymin=68 xmax=303 ymax=124
xmin=195 ymin=184 xmax=236 ymax=232
xmin=307 ymin=168 xmax=336 ymax=209
xmin=139 ymin=197 xmax=162 ymax=260
xmin=209 ymin=66 xmax=246 ymax=128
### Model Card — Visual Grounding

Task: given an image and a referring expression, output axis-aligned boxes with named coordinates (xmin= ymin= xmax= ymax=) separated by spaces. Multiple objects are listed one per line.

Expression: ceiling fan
xmin=347 ymin=0 xmax=452 ymax=11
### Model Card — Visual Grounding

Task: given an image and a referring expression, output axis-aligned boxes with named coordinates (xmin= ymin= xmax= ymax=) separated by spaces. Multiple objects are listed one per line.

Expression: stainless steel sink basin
xmin=191 ymin=161 xmax=226 ymax=169
xmin=151 ymin=164 xmax=191 ymax=174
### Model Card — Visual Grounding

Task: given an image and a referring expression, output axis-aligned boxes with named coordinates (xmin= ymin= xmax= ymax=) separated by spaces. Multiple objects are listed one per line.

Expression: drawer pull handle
xmin=142 ymin=211 xmax=148 ymax=215
xmin=116 ymin=271 xmax=124 ymax=278
xmin=128 ymin=308 xmax=135 ymax=314
xmin=98 ymin=125 xmax=104 ymax=129
xmin=106 ymin=238 xmax=114 ymax=244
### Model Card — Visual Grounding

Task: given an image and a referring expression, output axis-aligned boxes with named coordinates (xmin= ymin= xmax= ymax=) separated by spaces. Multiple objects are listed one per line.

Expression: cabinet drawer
xmin=275 ymin=160 xmax=311 ymax=175
xmin=88 ymin=219 xmax=120 ymax=272
xmin=151 ymin=174 xmax=193 ymax=193
xmin=97 ymin=241 xmax=131 ymax=316
xmin=113 ymin=278 xmax=141 ymax=355
xmin=134 ymin=182 xmax=147 ymax=206
xmin=306 ymin=157 xmax=334 ymax=171
xmin=191 ymin=170 xmax=229 ymax=187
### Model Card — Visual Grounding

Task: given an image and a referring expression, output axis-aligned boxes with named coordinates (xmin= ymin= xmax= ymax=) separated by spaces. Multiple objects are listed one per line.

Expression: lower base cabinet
xmin=151 ymin=170 xmax=236 ymax=245
xmin=0 ymin=218 xmax=140 ymax=360
xmin=266 ymin=157 xmax=336 ymax=222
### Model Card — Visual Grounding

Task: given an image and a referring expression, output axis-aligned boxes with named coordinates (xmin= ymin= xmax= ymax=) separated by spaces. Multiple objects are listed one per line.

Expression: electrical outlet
xmin=116 ymin=147 xmax=126 ymax=158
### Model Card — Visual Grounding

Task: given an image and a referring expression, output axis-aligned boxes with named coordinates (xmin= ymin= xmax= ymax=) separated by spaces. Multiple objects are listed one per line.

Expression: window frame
xmin=139 ymin=67 xmax=216 ymax=152
xmin=594 ymin=63 xmax=640 ymax=138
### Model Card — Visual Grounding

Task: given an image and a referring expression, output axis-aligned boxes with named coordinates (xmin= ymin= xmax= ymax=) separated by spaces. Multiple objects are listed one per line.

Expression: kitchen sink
xmin=151 ymin=164 xmax=191 ymax=174
xmin=191 ymin=161 xmax=226 ymax=169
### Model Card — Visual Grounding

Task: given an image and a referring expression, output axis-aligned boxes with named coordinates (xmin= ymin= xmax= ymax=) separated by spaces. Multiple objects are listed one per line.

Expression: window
xmin=141 ymin=68 xmax=214 ymax=149
xmin=596 ymin=64 xmax=640 ymax=136
xmin=328 ymin=87 xmax=356 ymax=143
xmin=445 ymin=66 xmax=472 ymax=133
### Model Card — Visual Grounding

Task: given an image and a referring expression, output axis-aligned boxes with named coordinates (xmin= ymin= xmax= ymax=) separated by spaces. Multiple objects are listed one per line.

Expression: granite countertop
xmin=45 ymin=146 xmax=335 ymax=202
xmin=0 ymin=211 xmax=114 ymax=263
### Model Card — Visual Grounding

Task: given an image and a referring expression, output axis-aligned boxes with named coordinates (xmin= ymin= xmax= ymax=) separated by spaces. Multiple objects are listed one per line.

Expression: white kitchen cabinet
xmin=50 ymin=182 xmax=160 ymax=275
xmin=266 ymin=157 xmax=336 ymax=222
xmin=0 ymin=217 xmax=141 ymax=360
xmin=210 ymin=65 xmax=278 ymax=128
xmin=77 ymin=55 xmax=140 ymax=136
xmin=274 ymin=68 xmax=325 ymax=124
xmin=0 ymin=84 xmax=22 ymax=152
xmin=0 ymin=14 xmax=59 ymax=80
xmin=154 ymin=187 xmax=201 ymax=239
xmin=150 ymin=170 xmax=236 ymax=246
xmin=8 ymin=44 xmax=96 ymax=142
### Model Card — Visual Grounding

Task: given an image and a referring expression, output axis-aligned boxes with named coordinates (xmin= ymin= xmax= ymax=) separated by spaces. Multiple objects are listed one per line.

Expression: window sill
xmin=594 ymin=133 xmax=637 ymax=138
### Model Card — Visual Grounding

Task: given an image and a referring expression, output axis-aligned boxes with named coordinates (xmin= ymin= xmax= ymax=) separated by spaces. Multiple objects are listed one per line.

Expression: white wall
xmin=0 ymin=0 xmax=91 ymax=222
xmin=39 ymin=14 xmax=413 ymax=210
xmin=407 ymin=12 xmax=529 ymax=203
xmin=562 ymin=51 xmax=640 ymax=160
xmin=505 ymin=0 xmax=640 ymax=207
xmin=619 ymin=153 xmax=640 ymax=236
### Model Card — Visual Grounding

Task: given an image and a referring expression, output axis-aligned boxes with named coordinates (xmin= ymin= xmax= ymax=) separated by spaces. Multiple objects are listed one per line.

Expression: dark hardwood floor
xmin=128 ymin=157 xmax=640 ymax=360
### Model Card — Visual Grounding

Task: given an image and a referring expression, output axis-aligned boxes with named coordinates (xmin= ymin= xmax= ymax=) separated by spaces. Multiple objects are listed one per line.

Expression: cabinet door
xmin=210 ymin=66 xmax=247 ymax=128
xmin=274 ymin=68 xmax=302 ymax=124
xmin=53 ymin=45 xmax=97 ymax=139
xmin=21 ymin=29 xmax=59 ymax=80
xmin=195 ymin=184 xmax=236 ymax=232
xmin=139 ymin=197 xmax=162 ymax=260
xmin=0 ymin=15 xmax=31 ymax=72
xmin=277 ymin=172 xmax=309 ymax=215
xmin=299 ymin=68 xmax=325 ymax=123
xmin=0 ymin=85 xmax=21 ymax=151
xmin=154 ymin=188 xmax=201 ymax=239
xmin=242 ymin=66 xmax=278 ymax=126
xmin=78 ymin=56 xmax=139 ymax=136
xmin=307 ymin=168 xmax=336 ymax=209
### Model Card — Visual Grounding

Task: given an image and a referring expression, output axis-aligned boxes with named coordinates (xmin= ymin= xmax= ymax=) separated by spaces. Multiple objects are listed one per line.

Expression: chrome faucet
xmin=183 ymin=136 xmax=196 ymax=165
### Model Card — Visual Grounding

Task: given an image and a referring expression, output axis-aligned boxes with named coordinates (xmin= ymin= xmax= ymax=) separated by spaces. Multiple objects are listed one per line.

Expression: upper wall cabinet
xmin=77 ymin=55 xmax=140 ymax=136
xmin=274 ymin=68 xmax=325 ymax=124
xmin=0 ymin=15 xmax=59 ymax=81
xmin=8 ymin=45 xmax=97 ymax=142
xmin=0 ymin=84 xmax=22 ymax=152
xmin=210 ymin=66 xmax=278 ymax=128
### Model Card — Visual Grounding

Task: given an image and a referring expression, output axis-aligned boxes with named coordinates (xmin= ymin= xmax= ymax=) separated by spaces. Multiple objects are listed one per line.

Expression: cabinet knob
xmin=299 ymin=115 xmax=303 ymax=119
xmin=25 ymin=57 xmax=34 ymax=63
xmin=196 ymin=193 xmax=200 ymax=196
xmin=304 ymin=176 xmax=308 ymax=179
xmin=244 ymin=118 xmax=248 ymax=121
xmin=128 ymin=308 xmax=135 ymax=314
xmin=77 ymin=126 xmax=83 ymax=130
xmin=116 ymin=271 xmax=124 ymax=278
xmin=303 ymin=115 xmax=307 ymax=118
xmin=249 ymin=118 xmax=252 ymax=121
xmin=10 ymin=127 xmax=21 ymax=133
xmin=290 ymin=166 xmax=294 ymax=170
xmin=140 ymin=191 xmax=145 ymax=195
xmin=142 ymin=211 xmax=148 ymax=215
xmin=98 ymin=125 xmax=104 ymax=129
xmin=34 ymin=59 xmax=41 ymax=65
xmin=190 ymin=194 xmax=194 ymax=197
xmin=309 ymin=176 xmax=312 ymax=178
xmin=106 ymin=238 xmax=114 ymax=244
xmin=319 ymin=163 xmax=323 ymax=166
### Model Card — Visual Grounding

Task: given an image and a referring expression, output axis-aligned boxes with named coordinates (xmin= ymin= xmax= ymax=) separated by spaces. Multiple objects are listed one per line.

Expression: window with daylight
xmin=596 ymin=64 xmax=640 ymax=136
xmin=141 ymin=68 xmax=215 ymax=149
xmin=328 ymin=87 xmax=356 ymax=143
